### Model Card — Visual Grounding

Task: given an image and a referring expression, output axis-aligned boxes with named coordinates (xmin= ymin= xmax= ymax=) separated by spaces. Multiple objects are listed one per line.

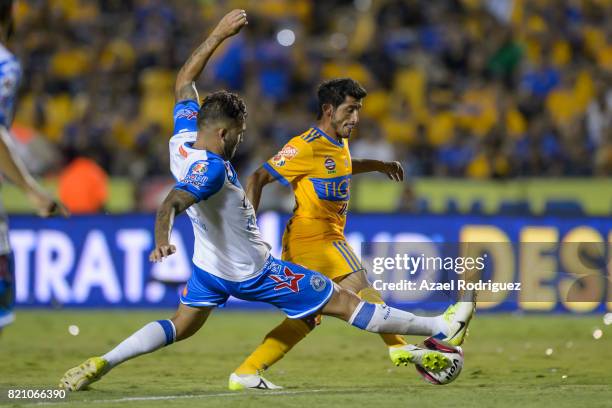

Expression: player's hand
xmin=380 ymin=161 xmax=404 ymax=182
xmin=149 ymin=244 xmax=177 ymax=262
xmin=27 ymin=189 xmax=70 ymax=218
xmin=212 ymin=9 xmax=248 ymax=39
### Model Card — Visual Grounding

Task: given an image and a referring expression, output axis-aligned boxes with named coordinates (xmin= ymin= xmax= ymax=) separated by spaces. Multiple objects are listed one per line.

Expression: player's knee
xmin=170 ymin=307 xmax=210 ymax=341
xmin=321 ymin=286 xmax=361 ymax=321
xmin=171 ymin=318 xmax=199 ymax=341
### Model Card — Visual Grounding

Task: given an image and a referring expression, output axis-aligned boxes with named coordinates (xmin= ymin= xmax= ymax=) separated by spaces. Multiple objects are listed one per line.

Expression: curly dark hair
xmin=197 ymin=90 xmax=247 ymax=128
xmin=316 ymin=78 xmax=367 ymax=119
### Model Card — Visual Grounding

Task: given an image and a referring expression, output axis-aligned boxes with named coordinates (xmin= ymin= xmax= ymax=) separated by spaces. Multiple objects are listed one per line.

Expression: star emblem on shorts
xmin=269 ymin=267 xmax=305 ymax=293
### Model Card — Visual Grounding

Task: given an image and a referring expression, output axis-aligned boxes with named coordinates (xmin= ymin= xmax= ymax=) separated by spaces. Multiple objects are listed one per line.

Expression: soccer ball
xmin=415 ymin=337 xmax=464 ymax=385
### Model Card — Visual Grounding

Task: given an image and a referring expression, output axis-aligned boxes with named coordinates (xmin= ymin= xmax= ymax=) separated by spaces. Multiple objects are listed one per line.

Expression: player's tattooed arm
xmin=174 ymin=9 xmax=248 ymax=102
xmin=246 ymin=166 xmax=275 ymax=213
xmin=150 ymin=189 xmax=197 ymax=262
xmin=352 ymin=159 xmax=404 ymax=181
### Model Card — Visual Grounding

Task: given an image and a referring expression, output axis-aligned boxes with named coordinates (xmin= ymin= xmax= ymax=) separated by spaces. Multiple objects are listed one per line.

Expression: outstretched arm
xmin=352 ymin=159 xmax=404 ymax=181
xmin=246 ymin=166 xmax=275 ymax=213
xmin=0 ymin=126 xmax=69 ymax=217
xmin=175 ymin=9 xmax=248 ymax=102
xmin=150 ymin=189 xmax=198 ymax=262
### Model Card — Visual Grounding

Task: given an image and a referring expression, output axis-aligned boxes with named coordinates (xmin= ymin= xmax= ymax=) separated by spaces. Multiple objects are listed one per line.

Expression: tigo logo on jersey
xmin=272 ymin=144 xmax=298 ymax=167
xmin=324 ymin=157 xmax=336 ymax=174
xmin=309 ymin=175 xmax=351 ymax=201
xmin=269 ymin=267 xmax=304 ymax=293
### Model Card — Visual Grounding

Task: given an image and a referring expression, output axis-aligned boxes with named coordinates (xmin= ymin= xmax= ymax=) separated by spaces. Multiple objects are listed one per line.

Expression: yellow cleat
xmin=389 ymin=345 xmax=450 ymax=372
xmin=439 ymin=301 xmax=476 ymax=347
xmin=59 ymin=357 xmax=109 ymax=391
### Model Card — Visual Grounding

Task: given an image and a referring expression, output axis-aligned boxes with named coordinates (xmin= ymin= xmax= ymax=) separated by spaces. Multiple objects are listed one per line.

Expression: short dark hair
xmin=316 ymin=78 xmax=367 ymax=119
xmin=197 ymin=90 xmax=247 ymax=128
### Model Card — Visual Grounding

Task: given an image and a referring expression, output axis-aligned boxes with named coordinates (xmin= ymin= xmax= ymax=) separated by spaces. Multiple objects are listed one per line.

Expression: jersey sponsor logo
xmin=188 ymin=213 xmax=208 ymax=231
xmin=310 ymin=274 xmax=327 ymax=292
xmin=309 ymin=174 xmax=351 ymax=202
xmin=179 ymin=145 xmax=189 ymax=158
xmin=181 ymin=161 xmax=209 ymax=187
xmin=176 ymin=108 xmax=198 ymax=120
xmin=271 ymin=144 xmax=298 ymax=167
xmin=269 ymin=266 xmax=304 ymax=293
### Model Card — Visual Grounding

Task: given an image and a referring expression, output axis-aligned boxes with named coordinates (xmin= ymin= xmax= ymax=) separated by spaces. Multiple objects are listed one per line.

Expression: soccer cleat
xmin=228 ymin=372 xmax=283 ymax=391
xmin=436 ymin=301 xmax=476 ymax=346
xmin=59 ymin=357 xmax=109 ymax=391
xmin=389 ymin=344 xmax=450 ymax=372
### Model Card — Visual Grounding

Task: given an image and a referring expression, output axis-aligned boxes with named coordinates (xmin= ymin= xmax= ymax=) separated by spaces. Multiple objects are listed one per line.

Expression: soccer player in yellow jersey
xmin=229 ymin=78 xmax=440 ymax=389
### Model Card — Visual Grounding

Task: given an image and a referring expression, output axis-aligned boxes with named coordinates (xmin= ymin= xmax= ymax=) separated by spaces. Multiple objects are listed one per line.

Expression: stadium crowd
xmin=8 ymin=0 xmax=612 ymax=211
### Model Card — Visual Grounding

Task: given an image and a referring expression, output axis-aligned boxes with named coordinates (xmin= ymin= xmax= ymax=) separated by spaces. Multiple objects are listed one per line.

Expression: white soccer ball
xmin=415 ymin=337 xmax=464 ymax=385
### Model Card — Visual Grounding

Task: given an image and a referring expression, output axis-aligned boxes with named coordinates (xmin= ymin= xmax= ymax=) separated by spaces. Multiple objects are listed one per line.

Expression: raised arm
xmin=352 ymin=158 xmax=404 ymax=181
xmin=175 ymin=9 xmax=248 ymax=102
xmin=246 ymin=166 xmax=275 ymax=213
xmin=0 ymin=126 xmax=69 ymax=217
xmin=150 ymin=189 xmax=198 ymax=262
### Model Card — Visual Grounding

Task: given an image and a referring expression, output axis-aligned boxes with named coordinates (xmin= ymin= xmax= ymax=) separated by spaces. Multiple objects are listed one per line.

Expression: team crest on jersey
xmin=272 ymin=144 xmax=298 ymax=167
xmin=269 ymin=267 xmax=305 ymax=293
xmin=324 ymin=157 xmax=336 ymax=174
xmin=192 ymin=162 xmax=208 ymax=173
xmin=310 ymin=275 xmax=327 ymax=292
xmin=181 ymin=160 xmax=209 ymax=187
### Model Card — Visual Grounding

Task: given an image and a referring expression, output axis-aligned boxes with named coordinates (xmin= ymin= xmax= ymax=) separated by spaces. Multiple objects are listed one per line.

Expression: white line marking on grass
xmin=27 ymin=389 xmax=355 ymax=406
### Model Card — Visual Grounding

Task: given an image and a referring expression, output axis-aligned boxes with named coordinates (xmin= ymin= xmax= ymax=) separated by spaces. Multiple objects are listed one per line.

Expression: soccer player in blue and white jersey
xmin=0 ymin=0 xmax=68 ymax=334
xmin=59 ymin=10 xmax=474 ymax=391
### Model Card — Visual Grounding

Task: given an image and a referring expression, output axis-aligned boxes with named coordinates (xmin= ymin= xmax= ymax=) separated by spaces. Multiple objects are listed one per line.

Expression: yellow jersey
xmin=263 ymin=127 xmax=363 ymax=279
xmin=264 ymin=126 xmax=352 ymax=238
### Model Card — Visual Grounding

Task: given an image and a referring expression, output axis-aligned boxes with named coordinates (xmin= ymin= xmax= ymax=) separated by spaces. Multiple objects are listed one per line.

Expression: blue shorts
xmin=0 ymin=253 xmax=15 ymax=329
xmin=180 ymin=256 xmax=334 ymax=319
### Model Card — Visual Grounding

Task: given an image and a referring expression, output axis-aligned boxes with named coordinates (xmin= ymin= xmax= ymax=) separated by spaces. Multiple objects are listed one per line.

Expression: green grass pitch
xmin=1 ymin=310 xmax=611 ymax=408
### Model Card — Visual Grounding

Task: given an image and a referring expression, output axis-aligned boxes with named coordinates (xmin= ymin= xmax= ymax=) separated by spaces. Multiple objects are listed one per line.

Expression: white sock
xmin=102 ymin=320 xmax=176 ymax=368
xmin=349 ymin=302 xmax=446 ymax=337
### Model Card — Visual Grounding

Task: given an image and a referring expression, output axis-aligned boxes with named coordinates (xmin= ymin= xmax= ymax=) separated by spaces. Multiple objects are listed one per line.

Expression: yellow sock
xmin=235 ymin=318 xmax=313 ymax=375
xmin=357 ymin=287 xmax=407 ymax=348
